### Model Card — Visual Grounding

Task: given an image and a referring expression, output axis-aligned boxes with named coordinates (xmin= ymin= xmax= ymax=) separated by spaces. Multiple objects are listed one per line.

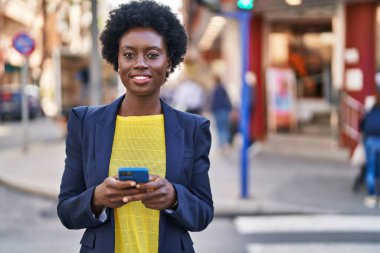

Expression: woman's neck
xmin=118 ymin=95 xmax=162 ymax=116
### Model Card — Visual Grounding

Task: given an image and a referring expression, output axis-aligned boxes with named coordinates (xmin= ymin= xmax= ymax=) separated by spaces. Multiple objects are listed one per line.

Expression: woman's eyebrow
xmin=146 ymin=47 xmax=164 ymax=52
xmin=120 ymin=45 xmax=163 ymax=51
xmin=120 ymin=45 xmax=135 ymax=50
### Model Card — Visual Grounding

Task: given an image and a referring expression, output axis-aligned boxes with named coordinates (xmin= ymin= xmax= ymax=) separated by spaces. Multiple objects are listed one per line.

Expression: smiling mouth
xmin=132 ymin=76 xmax=150 ymax=80
xmin=130 ymin=75 xmax=152 ymax=85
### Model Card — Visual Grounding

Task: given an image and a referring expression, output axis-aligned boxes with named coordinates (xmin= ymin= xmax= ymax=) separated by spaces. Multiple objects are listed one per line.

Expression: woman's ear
xmin=165 ymin=63 xmax=171 ymax=78
xmin=166 ymin=62 xmax=171 ymax=77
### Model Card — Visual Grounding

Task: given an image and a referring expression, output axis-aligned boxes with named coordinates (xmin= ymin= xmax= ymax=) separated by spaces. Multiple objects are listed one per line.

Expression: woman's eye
xmin=147 ymin=53 xmax=159 ymax=59
xmin=123 ymin=52 xmax=134 ymax=59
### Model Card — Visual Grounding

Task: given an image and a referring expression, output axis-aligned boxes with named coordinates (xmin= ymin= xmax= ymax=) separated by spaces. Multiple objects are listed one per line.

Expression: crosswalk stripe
xmin=234 ymin=215 xmax=380 ymax=234
xmin=246 ymin=243 xmax=380 ymax=253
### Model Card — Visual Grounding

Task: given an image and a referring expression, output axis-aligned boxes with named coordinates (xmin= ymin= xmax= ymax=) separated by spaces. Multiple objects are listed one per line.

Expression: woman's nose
xmin=134 ymin=54 xmax=148 ymax=68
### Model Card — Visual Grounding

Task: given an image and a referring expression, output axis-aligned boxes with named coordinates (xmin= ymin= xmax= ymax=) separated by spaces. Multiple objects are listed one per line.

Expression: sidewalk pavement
xmin=1 ymin=119 xmax=379 ymax=216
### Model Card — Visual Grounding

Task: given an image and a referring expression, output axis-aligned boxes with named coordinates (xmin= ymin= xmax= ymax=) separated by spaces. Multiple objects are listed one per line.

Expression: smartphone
xmin=118 ymin=167 xmax=149 ymax=183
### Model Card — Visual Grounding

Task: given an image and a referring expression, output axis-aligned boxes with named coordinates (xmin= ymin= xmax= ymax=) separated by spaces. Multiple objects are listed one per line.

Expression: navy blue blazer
xmin=57 ymin=95 xmax=213 ymax=253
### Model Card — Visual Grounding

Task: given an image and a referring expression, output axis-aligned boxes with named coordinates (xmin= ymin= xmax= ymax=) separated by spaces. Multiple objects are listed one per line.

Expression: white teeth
xmin=133 ymin=76 xmax=149 ymax=80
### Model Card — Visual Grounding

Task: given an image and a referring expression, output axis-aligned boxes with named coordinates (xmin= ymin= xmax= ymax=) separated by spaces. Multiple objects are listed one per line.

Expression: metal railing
xmin=341 ymin=93 xmax=365 ymax=142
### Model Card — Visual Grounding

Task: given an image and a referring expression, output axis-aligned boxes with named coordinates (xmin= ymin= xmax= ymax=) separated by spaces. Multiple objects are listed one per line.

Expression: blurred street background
xmin=1 ymin=0 xmax=380 ymax=252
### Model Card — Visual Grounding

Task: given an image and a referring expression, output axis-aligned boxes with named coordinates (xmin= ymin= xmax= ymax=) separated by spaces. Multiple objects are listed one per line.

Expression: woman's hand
xmin=123 ymin=175 xmax=177 ymax=211
xmin=91 ymin=176 xmax=142 ymax=215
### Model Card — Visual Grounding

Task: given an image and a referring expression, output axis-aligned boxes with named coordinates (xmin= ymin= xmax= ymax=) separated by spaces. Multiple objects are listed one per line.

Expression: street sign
xmin=12 ymin=33 xmax=35 ymax=56
xmin=12 ymin=32 xmax=34 ymax=152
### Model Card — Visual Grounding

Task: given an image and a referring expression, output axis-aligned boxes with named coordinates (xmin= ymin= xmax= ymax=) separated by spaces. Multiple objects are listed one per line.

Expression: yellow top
xmin=109 ymin=114 xmax=166 ymax=253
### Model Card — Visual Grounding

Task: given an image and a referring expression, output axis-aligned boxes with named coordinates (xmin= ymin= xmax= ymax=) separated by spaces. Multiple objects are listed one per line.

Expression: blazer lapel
xmin=161 ymin=100 xmax=184 ymax=182
xmin=159 ymin=101 xmax=184 ymax=248
xmin=95 ymin=95 xmax=124 ymax=184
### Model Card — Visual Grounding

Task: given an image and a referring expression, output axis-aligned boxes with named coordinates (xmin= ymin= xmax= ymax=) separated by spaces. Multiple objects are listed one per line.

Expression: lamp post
xmin=90 ymin=0 xmax=102 ymax=105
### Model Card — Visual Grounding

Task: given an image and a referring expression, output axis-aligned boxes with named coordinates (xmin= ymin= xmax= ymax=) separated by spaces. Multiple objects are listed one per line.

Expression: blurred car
xmin=0 ymin=84 xmax=43 ymax=121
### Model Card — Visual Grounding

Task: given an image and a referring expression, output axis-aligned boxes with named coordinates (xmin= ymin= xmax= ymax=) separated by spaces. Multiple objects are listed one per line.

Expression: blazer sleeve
xmin=166 ymin=116 xmax=214 ymax=231
xmin=57 ymin=107 xmax=107 ymax=229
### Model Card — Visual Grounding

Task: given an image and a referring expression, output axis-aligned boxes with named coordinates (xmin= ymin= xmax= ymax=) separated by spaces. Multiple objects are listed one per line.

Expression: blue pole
xmin=240 ymin=12 xmax=251 ymax=198
xmin=222 ymin=11 xmax=252 ymax=199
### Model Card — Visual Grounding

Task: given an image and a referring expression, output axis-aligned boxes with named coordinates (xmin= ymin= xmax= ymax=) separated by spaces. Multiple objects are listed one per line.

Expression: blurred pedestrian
xmin=57 ymin=1 xmax=213 ymax=252
xmin=210 ymin=76 xmax=232 ymax=152
xmin=245 ymin=71 xmax=257 ymax=147
xmin=228 ymin=107 xmax=239 ymax=145
xmin=75 ymin=67 xmax=89 ymax=105
xmin=172 ymin=77 xmax=205 ymax=114
xmin=352 ymin=97 xmax=375 ymax=193
xmin=360 ymin=84 xmax=380 ymax=207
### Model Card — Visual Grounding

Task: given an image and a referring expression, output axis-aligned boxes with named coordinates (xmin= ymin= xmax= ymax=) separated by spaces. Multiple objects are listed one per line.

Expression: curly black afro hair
xmin=100 ymin=0 xmax=188 ymax=75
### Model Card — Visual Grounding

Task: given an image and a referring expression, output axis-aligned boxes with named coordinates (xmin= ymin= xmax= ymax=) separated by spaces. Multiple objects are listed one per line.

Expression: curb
xmin=0 ymin=177 xmax=58 ymax=200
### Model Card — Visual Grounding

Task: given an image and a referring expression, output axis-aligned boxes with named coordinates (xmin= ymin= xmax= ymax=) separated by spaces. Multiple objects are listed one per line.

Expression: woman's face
xmin=118 ymin=28 xmax=170 ymax=99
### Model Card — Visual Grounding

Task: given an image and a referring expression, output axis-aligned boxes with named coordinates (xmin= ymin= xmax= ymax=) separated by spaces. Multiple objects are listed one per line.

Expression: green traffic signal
xmin=237 ymin=0 xmax=254 ymax=10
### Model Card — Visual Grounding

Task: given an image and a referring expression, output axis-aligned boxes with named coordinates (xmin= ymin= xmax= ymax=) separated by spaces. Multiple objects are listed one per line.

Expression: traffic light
xmin=236 ymin=0 xmax=254 ymax=10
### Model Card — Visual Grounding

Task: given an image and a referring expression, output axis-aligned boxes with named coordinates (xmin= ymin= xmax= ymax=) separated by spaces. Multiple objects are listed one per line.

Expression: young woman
xmin=57 ymin=1 xmax=213 ymax=252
